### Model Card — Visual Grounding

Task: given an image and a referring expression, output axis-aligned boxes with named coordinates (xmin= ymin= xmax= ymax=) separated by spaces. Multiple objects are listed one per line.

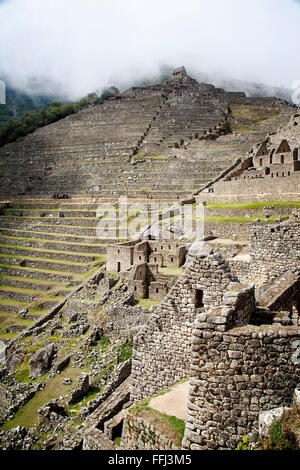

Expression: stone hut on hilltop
xmin=171 ymin=66 xmax=187 ymax=80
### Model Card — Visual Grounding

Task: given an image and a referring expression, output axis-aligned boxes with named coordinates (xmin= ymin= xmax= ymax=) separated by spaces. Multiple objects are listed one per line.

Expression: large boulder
xmin=6 ymin=351 xmax=25 ymax=372
xmin=186 ymin=241 xmax=213 ymax=259
xmin=97 ymin=277 xmax=117 ymax=296
xmin=29 ymin=343 xmax=56 ymax=378
xmin=0 ymin=340 xmax=6 ymax=365
xmin=259 ymin=407 xmax=289 ymax=438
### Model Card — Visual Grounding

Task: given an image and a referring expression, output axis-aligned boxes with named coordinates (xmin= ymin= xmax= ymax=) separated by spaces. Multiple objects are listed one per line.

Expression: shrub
xmin=259 ymin=420 xmax=297 ymax=450
xmin=235 ymin=435 xmax=253 ymax=450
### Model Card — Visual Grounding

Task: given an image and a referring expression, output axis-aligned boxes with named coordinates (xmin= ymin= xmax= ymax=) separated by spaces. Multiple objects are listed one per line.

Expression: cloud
xmin=0 ymin=0 xmax=299 ymax=100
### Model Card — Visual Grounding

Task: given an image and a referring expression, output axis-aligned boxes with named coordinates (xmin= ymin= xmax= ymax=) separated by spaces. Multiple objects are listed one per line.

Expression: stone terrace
xmin=0 ymin=75 xmax=294 ymax=201
xmin=0 ymin=200 xmax=112 ymax=341
xmin=0 ymin=74 xmax=296 ymax=346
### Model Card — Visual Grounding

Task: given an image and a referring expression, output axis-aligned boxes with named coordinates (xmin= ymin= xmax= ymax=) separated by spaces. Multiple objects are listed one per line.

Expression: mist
xmin=0 ymin=0 xmax=299 ymax=101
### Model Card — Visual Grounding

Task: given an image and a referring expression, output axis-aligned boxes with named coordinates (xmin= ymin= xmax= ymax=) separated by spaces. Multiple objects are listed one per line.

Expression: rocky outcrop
xmin=259 ymin=407 xmax=289 ymax=438
xmin=6 ymin=351 xmax=26 ymax=372
xmin=29 ymin=343 xmax=57 ymax=378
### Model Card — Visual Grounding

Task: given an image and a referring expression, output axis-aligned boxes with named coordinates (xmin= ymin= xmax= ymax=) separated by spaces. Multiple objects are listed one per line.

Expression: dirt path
xmin=148 ymin=380 xmax=189 ymax=420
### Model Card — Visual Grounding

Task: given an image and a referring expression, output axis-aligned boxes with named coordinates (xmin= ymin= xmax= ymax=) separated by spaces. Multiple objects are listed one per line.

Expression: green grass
xmin=129 ymin=379 xmax=188 ymax=447
xmin=0 ymin=234 xmax=107 ymax=248
xmin=65 ymin=385 xmax=101 ymax=417
xmin=0 ymin=263 xmax=83 ymax=279
xmin=2 ymin=214 xmax=101 ymax=221
xmin=1 ymin=365 xmax=84 ymax=429
xmin=134 ymin=298 xmax=161 ymax=309
xmin=228 ymin=104 xmax=282 ymax=133
xmin=115 ymin=338 xmax=133 ymax=363
xmin=158 ymin=266 xmax=182 ymax=276
xmin=0 ymin=297 xmax=30 ymax=307
xmin=0 ymin=285 xmax=46 ymax=296
xmin=0 ymin=331 xmax=16 ymax=341
xmin=114 ymin=437 xmax=121 ymax=447
xmin=205 ymin=201 xmax=300 ymax=210
xmin=0 ymin=227 xmax=103 ymax=240
xmin=0 ymin=274 xmax=62 ymax=287
xmin=0 ymin=252 xmax=94 ymax=267
xmin=133 ymin=151 xmax=169 ymax=161
xmin=0 ymin=243 xmax=104 ymax=259
xmin=204 ymin=215 xmax=289 ymax=223
xmin=29 ymin=223 xmax=103 ymax=230
xmin=73 ymin=266 xmax=101 ymax=282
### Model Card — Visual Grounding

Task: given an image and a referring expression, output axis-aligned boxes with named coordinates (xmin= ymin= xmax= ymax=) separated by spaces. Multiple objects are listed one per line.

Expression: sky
xmin=0 ymin=0 xmax=299 ymax=100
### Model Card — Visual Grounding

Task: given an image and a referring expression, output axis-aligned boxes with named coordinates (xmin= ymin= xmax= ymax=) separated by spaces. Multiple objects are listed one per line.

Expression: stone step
xmin=0 ymin=297 xmax=37 ymax=313
xmin=0 ymin=221 xmax=100 ymax=238
xmin=0 ymin=244 xmax=104 ymax=264
xmin=0 ymin=263 xmax=81 ymax=282
xmin=0 ymin=287 xmax=65 ymax=308
xmin=0 ymin=234 xmax=106 ymax=254
xmin=0 ymin=227 xmax=117 ymax=244
xmin=1 ymin=202 xmax=107 ymax=211
xmin=0 ymin=215 xmax=101 ymax=228
xmin=2 ymin=208 xmax=99 ymax=218
xmin=0 ymin=254 xmax=91 ymax=274
xmin=0 ymin=274 xmax=65 ymax=291
xmin=0 ymin=280 xmax=71 ymax=300
xmin=0 ymin=287 xmax=43 ymax=303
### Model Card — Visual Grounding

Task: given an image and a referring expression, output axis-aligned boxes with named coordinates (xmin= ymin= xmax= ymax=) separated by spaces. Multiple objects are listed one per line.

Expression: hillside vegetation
xmin=228 ymin=104 xmax=281 ymax=133
xmin=0 ymin=88 xmax=119 ymax=148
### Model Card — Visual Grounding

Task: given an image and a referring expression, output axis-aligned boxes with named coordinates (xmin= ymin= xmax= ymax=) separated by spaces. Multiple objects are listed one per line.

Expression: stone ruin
xmin=171 ymin=66 xmax=187 ymax=80
xmin=225 ymin=135 xmax=299 ymax=181
xmin=106 ymin=239 xmax=187 ymax=300
xmin=0 ymin=67 xmax=295 ymax=200
xmin=198 ymin=113 xmax=300 ymax=202
xmin=122 ymin=222 xmax=300 ymax=449
xmin=0 ymin=67 xmax=299 ymax=451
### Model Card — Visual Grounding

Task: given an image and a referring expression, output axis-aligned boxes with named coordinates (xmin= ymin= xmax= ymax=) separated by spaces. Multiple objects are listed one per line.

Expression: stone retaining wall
xmin=121 ymin=411 xmax=180 ymax=450
xmin=249 ymin=223 xmax=300 ymax=284
xmin=199 ymin=172 xmax=300 ymax=202
xmin=182 ymin=321 xmax=300 ymax=450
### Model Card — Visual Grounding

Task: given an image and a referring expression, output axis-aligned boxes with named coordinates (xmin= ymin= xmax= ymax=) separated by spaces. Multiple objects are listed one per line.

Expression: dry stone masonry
xmin=0 ymin=70 xmax=294 ymax=201
xmin=0 ymin=68 xmax=299 ymax=451
xmin=128 ymin=222 xmax=300 ymax=449
xmin=197 ymin=114 xmax=300 ymax=203
xmin=130 ymin=244 xmax=245 ymax=402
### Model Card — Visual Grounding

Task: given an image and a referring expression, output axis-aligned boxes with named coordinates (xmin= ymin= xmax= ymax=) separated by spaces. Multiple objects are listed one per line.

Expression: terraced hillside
xmin=0 ymin=201 xmax=110 ymax=342
xmin=0 ymin=74 xmax=295 ymax=200
xmin=0 ymin=73 xmax=297 ymax=343
xmin=0 ymin=198 xmax=181 ymax=342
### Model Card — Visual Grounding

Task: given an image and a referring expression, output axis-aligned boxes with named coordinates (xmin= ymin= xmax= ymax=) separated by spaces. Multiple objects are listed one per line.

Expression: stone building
xmin=249 ymin=138 xmax=300 ymax=178
xmin=106 ymin=239 xmax=188 ymax=300
xmin=124 ymin=223 xmax=300 ymax=450
xmin=171 ymin=66 xmax=187 ymax=80
xmin=225 ymin=137 xmax=299 ymax=181
xmin=195 ymin=113 xmax=300 ymax=203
